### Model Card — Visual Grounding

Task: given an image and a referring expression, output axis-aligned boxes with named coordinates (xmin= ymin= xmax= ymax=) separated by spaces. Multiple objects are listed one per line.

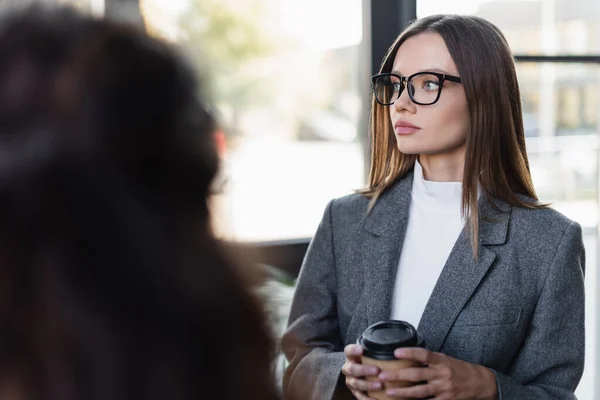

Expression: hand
xmin=342 ymin=344 xmax=382 ymax=400
xmin=378 ymin=347 xmax=498 ymax=400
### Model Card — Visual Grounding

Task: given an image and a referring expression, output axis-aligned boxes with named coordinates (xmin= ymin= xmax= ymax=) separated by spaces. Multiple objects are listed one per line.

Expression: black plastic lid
xmin=357 ymin=320 xmax=426 ymax=360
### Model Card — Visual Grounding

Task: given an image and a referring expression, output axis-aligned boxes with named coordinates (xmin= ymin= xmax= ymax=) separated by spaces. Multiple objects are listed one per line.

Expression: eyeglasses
xmin=371 ymin=72 xmax=462 ymax=106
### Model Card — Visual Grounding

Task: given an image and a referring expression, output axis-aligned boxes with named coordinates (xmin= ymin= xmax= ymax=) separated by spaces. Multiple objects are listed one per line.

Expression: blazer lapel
xmin=417 ymin=196 xmax=511 ymax=351
xmin=363 ymin=173 xmax=413 ymax=326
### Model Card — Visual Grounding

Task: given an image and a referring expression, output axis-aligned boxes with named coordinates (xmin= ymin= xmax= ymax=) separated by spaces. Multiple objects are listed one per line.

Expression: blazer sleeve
xmin=281 ymin=200 xmax=353 ymax=400
xmin=491 ymin=221 xmax=586 ymax=399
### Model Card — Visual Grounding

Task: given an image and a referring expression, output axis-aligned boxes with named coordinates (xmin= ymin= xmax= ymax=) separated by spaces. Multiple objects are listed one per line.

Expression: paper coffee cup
xmin=357 ymin=320 xmax=426 ymax=400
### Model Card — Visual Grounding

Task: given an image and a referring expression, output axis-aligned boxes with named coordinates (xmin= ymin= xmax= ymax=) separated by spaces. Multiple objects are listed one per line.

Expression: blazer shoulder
xmin=332 ymin=191 xmax=369 ymax=212
xmin=328 ymin=191 xmax=370 ymax=228
xmin=511 ymin=202 xmax=581 ymax=241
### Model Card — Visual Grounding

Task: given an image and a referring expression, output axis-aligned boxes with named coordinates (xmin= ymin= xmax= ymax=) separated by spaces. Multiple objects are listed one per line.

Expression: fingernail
xmin=367 ymin=367 xmax=378 ymax=375
xmin=395 ymin=348 xmax=406 ymax=357
xmin=371 ymin=381 xmax=382 ymax=390
xmin=379 ymin=372 xmax=390 ymax=380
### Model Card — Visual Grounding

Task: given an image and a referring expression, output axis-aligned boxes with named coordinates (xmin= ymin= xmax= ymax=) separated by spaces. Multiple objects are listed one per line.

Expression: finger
xmin=343 ymin=362 xmax=380 ymax=378
xmin=386 ymin=382 xmax=437 ymax=398
xmin=341 ymin=362 xmax=353 ymax=377
xmin=378 ymin=366 xmax=437 ymax=382
xmin=352 ymin=390 xmax=376 ymax=400
xmin=346 ymin=376 xmax=383 ymax=392
xmin=344 ymin=344 xmax=364 ymax=362
xmin=394 ymin=347 xmax=439 ymax=364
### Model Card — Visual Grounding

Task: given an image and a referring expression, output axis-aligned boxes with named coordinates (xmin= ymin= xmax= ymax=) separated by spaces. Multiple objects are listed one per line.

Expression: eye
xmin=422 ymin=80 xmax=440 ymax=91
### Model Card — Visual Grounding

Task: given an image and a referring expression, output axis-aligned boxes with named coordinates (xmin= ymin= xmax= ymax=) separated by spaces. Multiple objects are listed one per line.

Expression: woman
xmin=282 ymin=14 xmax=585 ymax=400
xmin=0 ymin=5 xmax=278 ymax=400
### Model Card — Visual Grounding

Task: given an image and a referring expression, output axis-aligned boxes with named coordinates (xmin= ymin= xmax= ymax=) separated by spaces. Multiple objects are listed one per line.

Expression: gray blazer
xmin=282 ymin=172 xmax=585 ymax=400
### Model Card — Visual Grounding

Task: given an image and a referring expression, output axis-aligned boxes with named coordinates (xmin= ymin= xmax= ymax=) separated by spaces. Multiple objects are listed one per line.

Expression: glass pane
xmin=58 ymin=0 xmax=94 ymax=12
xmin=141 ymin=0 xmax=366 ymax=241
xmin=418 ymin=0 xmax=600 ymax=55
xmin=0 ymin=0 xmax=97 ymax=11
xmin=517 ymin=62 xmax=598 ymax=400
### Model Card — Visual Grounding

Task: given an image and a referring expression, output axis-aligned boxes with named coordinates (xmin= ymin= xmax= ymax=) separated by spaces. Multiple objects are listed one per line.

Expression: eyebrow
xmin=391 ymin=68 xmax=454 ymax=76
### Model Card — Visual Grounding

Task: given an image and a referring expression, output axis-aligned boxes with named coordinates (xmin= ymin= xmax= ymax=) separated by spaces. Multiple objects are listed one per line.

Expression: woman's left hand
xmin=378 ymin=347 xmax=498 ymax=400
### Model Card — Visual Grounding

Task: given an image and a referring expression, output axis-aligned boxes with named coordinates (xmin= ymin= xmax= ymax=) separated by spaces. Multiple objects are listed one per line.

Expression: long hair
xmin=0 ymin=6 xmax=277 ymax=400
xmin=364 ymin=14 xmax=544 ymax=255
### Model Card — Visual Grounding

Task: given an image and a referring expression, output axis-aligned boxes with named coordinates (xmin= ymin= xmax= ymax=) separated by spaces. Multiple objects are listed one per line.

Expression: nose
xmin=393 ymin=81 xmax=415 ymax=112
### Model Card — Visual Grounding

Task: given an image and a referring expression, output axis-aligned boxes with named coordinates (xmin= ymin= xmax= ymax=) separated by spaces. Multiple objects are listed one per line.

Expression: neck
xmin=419 ymin=146 xmax=466 ymax=182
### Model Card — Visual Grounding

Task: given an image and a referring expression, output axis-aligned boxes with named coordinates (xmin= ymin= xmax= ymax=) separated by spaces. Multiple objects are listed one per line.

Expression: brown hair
xmin=364 ymin=14 xmax=544 ymax=255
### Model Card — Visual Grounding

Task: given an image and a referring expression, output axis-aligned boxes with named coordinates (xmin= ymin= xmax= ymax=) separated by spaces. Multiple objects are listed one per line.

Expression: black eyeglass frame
xmin=371 ymin=71 xmax=463 ymax=106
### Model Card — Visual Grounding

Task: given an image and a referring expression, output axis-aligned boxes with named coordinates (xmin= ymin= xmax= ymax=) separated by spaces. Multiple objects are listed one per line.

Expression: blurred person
xmin=0 ymin=5 xmax=278 ymax=400
xmin=282 ymin=14 xmax=585 ymax=400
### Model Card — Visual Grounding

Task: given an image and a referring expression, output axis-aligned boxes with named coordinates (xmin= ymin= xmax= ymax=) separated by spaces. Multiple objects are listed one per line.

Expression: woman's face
xmin=389 ymin=32 xmax=469 ymax=156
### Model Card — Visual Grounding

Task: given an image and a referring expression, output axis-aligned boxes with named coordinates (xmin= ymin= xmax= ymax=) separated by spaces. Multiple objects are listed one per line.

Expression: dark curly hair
xmin=0 ymin=5 xmax=277 ymax=400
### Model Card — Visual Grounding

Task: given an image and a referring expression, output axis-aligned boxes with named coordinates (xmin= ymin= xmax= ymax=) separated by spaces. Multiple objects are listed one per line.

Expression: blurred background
xmin=17 ymin=0 xmax=600 ymax=398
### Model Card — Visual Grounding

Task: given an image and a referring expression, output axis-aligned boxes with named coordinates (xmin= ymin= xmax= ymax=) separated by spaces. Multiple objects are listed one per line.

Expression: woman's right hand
xmin=342 ymin=344 xmax=382 ymax=400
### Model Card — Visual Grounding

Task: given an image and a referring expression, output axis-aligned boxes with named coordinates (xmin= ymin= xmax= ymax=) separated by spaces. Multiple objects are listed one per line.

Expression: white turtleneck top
xmin=390 ymin=160 xmax=465 ymax=328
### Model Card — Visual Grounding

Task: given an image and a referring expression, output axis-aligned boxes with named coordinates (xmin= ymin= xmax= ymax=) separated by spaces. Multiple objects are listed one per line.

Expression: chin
xmin=395 ymin=139 xmax=427 ymax=155
xmin=395 ymin=137 xmax=463 ymax=156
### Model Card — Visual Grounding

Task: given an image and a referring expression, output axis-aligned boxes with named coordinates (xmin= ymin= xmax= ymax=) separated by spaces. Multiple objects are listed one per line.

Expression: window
xmin=584 ymin=86 xmax=599 ymax=127
xmin=141 ymin=0 xmax=367 ymax=241
xmin=419 ymin=0 xmax=600 ymax=55
xmin=58 ymin=0 xmax=104 ymax=14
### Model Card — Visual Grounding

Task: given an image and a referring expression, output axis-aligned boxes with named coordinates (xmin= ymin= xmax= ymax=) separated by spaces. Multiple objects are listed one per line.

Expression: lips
xmin=394 ymin=121 xmax=421 ymax=135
